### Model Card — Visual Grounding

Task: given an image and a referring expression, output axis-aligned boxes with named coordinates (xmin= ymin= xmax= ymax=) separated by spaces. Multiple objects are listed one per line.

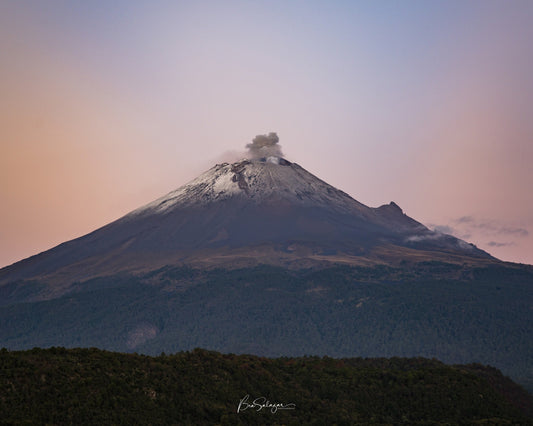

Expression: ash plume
xmin=246 ymin=132 xmax=283 ymax=159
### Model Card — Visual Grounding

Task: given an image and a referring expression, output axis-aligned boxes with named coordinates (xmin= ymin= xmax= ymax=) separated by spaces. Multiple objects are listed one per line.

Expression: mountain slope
xmin=2 ymin=155 xmax=531 ymax=392
xmin=1 ymin=263 xmax=532 ymax=393
xmin=0 ymin=158 xmax=491 ymax=289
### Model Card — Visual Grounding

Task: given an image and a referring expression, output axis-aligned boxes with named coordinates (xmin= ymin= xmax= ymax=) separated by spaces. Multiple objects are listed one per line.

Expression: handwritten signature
xmin=237 ymin=394 xmax=296 ymax=413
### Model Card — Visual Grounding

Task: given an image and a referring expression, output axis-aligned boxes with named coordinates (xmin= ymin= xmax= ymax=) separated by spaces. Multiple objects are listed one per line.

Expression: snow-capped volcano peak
xmin=131 ymin=158 xmax=370 ymax=216
xmin=0 ymin=149 xmax=492 ymax=287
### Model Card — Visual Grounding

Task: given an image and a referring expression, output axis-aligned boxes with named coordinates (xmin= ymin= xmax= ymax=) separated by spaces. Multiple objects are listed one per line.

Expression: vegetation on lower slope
xmin=1 ymin=263 xmax=532 ymax=393
xmin=1 ymin=347 xmax=531 ymax=425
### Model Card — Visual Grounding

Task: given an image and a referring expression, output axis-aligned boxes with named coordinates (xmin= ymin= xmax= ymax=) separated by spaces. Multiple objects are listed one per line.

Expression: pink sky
xmin=1 ymin=1 xmax=533 ymax=267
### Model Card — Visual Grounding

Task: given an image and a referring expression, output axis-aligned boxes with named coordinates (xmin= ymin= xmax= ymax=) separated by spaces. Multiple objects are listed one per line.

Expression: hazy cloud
xmin=246 ymin=132 xmax=283 ymax=159
xmin=406 ymin=233 xmax=443 ymax=243
xmin=428 ymin=224 xmax=471 ymax=240
xmin=432 ymin=225 xmax=454 ymax=235
xmin=487 ymin=241 xmax=514 ymax=247
xmin=211 ymin=150 xmax=245 ymax=164
xmin=452 ymin=217 xmax=529 ymax=237
xmin=429 ymin=216 xmax=530 ymax=258
xmin=455 ymin=216 xmax=475 ymax=224
xmin=497 ymin=227 xmax=529 ymax=237
xmin=429 ymin=216 xmax=529 ymax=258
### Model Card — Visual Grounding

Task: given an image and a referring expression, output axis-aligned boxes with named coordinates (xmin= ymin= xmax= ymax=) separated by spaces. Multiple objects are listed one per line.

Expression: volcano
xmin=1 ymin=140 xmax=531 ymax=393
xmin=0 ymin=155 xmax=491 ymax=288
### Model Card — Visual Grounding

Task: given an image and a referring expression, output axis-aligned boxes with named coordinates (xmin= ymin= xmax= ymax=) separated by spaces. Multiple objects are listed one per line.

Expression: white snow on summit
xmin=129 ymin=158 xmax=371 ymax=217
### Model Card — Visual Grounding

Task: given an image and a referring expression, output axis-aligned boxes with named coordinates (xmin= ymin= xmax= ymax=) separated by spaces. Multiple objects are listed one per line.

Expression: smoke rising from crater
xmin=246 ymin=132 xmax=283 ymax=159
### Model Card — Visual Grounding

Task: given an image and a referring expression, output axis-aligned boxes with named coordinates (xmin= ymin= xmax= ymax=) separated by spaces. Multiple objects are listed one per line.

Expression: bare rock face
xmin=0 ymin=157 xmax=491 ymax=286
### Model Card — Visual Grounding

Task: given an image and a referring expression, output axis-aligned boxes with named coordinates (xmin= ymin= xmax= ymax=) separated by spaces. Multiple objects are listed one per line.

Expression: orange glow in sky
xmin=1 ymin=1 xmax=533 ymax=267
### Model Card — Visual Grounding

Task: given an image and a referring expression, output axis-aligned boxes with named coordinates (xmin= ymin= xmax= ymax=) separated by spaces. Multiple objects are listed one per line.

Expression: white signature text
xmin=237 ymin=394 xmax=296 ymax=413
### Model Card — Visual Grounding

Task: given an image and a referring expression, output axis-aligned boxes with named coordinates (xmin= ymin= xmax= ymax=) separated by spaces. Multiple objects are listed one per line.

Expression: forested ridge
xmin=1 ymin=347 xmax=531 ymax=425
xmin=2 ymin=263 xmax=532 ymax=394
